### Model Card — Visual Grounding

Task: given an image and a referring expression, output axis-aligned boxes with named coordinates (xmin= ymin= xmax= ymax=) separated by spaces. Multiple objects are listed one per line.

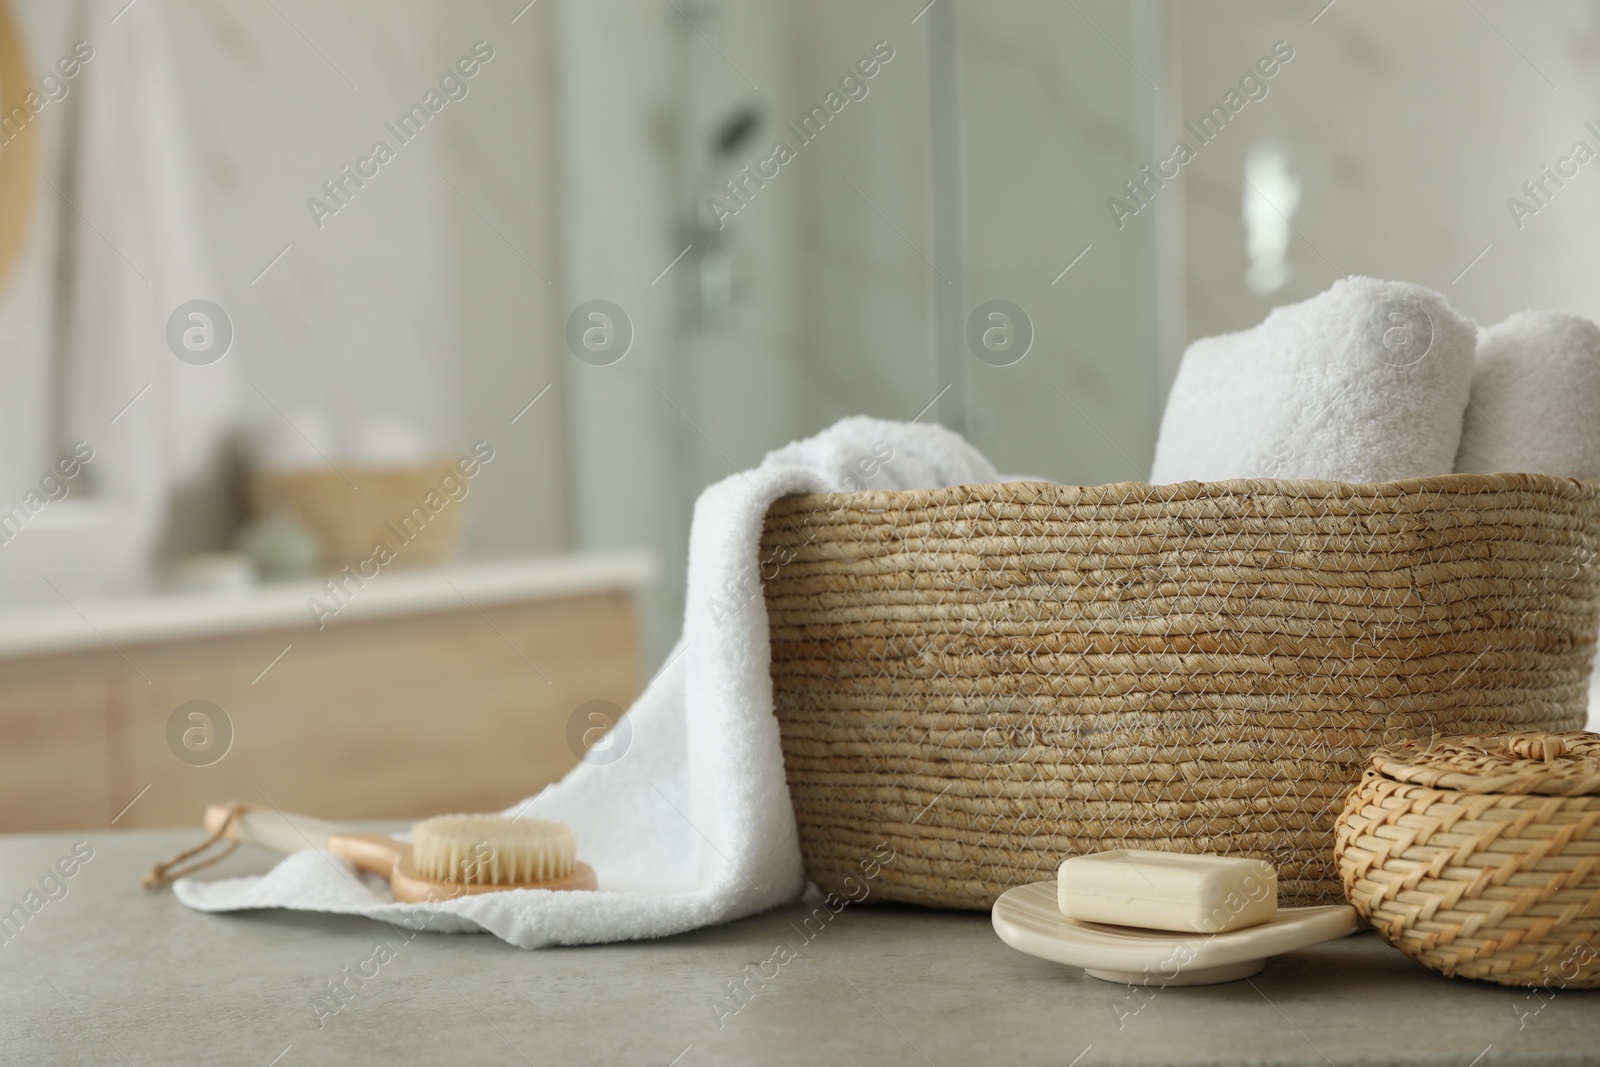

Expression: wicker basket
xmin=760 ymin=474 xmax=1600 ymax=910
xmin=1335 ymin=731 xmax=1600 ymax=987
xmin=247 ymin=463 xmax=467 ymax=572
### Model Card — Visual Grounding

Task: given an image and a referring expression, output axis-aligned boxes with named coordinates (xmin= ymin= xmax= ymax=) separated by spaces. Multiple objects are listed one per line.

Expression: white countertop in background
xmin=0 ymin=551 xmax=654 ymax=661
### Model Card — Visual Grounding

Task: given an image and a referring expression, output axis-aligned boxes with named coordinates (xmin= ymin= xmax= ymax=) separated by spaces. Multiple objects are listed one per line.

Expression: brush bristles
xmin=411 ymin=815 xmax=576 ymax=886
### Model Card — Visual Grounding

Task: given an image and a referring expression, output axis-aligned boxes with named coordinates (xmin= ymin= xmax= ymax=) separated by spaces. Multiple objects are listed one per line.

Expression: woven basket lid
xmin=1370 ymin=732 xmax=1600 ymax=796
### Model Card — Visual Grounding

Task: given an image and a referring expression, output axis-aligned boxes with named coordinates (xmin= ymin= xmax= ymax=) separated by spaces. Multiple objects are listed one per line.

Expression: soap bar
xmin=1056 ymin=849 xmax=1277 ymax=933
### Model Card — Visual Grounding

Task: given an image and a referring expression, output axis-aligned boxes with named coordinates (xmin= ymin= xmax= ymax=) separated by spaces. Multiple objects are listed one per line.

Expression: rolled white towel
xmin=1454 ymin=310 xmax=1600 ymax=480
xmin=1454 ymin=314 xmax=1600 ymax=738
xmin=1150 ymin=277 xmax=1476 ymax=484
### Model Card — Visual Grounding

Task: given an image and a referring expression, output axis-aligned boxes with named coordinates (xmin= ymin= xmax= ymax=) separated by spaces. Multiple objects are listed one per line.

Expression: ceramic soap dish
xmin=991 ymin=881 xmax=1359 ymax=986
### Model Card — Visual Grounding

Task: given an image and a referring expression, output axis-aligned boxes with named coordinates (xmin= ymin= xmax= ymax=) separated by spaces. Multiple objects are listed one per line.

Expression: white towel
xmin=57 ymin=0 xmax=240 ymax=556
xmin=173 ymin=417 xmax=1000 ymax=947
xmin=1150 ymin=277 xmax=1476 ymax=484
xmin=1453 ymin=311 xmax=1600 ymax=736
xmin=1454 ymin=310 xmax=1600 ymax=480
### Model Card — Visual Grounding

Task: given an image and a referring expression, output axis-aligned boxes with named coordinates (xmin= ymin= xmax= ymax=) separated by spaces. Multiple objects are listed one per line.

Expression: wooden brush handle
xmin=203 ymin=803 xmax=355 ymax=856
xmin=326 ymin=831 xmax=409 ymax=878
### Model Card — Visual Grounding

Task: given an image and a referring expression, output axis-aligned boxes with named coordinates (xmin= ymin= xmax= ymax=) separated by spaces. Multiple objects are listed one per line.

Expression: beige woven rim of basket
xmin=1335 ymin=731 xmax=1600 ymax=988
xmin=761 ymin=473 xmax=1600 ymax=910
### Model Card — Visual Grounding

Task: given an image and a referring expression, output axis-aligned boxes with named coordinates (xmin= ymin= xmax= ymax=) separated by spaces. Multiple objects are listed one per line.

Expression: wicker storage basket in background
xmin=761 ymin=474 xmax=1600 ymax=909
xmin=247 ymin=463 xmax=466 ymax=572
xmin=1336 ymin=732 xmax=1600 ymax=987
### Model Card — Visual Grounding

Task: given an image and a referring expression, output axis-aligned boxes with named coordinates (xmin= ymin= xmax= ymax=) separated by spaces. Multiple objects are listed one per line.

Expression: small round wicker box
xmin=760 ymin=474 xmax=1600 ymax=910
xmin=1335 ymin=731 xmax=1600 ymax=987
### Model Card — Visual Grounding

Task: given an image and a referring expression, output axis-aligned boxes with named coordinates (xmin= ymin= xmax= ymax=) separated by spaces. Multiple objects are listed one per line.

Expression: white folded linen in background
xmin=1150 ymin=277 xmax=1476 ymax=484
xmin=174 ymin=417 xmax=999 ymax=947
xmin=1455 ymin=310 xmax=1600 ymax=480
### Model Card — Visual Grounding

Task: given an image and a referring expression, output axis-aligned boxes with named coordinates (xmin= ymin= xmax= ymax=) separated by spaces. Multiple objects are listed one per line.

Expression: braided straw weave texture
xmin=760 ymin=474 xmax=1600 ymax=910
xmin=1336 ymin=732 xmax=1600 ymax=987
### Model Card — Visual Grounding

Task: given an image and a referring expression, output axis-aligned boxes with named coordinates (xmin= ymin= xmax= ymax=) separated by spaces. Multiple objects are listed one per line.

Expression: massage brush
xmin=201 ymin=804 xmax=597 ymax=902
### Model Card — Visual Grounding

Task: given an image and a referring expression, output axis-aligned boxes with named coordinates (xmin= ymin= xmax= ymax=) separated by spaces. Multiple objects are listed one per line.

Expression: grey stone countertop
xmin=0 ymin=828 xmax=1593 ymax=1066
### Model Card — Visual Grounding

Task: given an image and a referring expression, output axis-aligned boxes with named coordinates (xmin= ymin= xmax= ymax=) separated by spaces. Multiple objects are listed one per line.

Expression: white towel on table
xmin=1454 ymin=310 xmax=1600 ymax=480
xmin=1150 ymin=277 xmax=1476 ymax=484
xmin=173 ymin=417 xmax=999 ymax=947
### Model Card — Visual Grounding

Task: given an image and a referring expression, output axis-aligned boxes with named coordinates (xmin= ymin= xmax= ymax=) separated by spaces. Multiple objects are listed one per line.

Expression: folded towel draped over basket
xmin=173 ymin=417 xmax=998 ymax=946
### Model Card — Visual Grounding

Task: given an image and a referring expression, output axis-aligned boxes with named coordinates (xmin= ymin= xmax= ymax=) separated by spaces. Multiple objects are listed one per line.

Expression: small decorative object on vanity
xmin=234 ymin=511 xmax=321 ymax=582
xmin=1335 ymin=731 xmax=1600 ymax=988
xmin=992 ymin=850 xmax=1358 ymax=986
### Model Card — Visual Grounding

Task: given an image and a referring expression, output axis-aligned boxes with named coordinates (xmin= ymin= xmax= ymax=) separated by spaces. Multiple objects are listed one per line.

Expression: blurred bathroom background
xmin=3 ymin=0 xmax=1600 ymax=828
